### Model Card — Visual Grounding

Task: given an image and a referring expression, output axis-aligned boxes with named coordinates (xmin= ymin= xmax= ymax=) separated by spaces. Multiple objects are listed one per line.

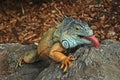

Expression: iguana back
xmin=37 ymin=27 xmax=56 ymax=59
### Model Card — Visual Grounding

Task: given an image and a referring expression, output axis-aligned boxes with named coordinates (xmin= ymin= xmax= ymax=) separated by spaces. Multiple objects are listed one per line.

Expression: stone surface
xmin=0 ymin=44 xmax=49 ymax=80
xmin=0 ymin=39 xmax=120 ymax=80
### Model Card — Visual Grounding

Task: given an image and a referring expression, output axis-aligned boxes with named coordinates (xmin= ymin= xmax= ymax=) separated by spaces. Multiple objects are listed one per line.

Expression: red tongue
xmin=84 ymin=35 xmax=99 ymax=48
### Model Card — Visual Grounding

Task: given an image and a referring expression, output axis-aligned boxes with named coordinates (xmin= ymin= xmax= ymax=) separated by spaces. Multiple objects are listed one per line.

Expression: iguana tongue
xmin=84 ymin=35 xmax=99 ymax=48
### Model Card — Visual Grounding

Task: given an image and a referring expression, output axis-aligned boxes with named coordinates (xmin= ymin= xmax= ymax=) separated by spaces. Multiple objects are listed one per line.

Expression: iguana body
xmin=17 ymin=17 xmax=99 ymax=72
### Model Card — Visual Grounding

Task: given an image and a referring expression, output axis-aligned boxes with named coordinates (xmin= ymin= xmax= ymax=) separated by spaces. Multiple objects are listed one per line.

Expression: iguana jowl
xmin=17 ymin=17 xmax=99 ymax=72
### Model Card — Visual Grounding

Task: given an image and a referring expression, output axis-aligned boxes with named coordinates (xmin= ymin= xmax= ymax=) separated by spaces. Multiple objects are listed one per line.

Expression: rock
xmin=35 ymin=39 xmax=120 ymax=80
xmin=0 ymin=39 xmax=120 ymax=80
xmin=0 ymin=43 xmax=49 ymax=80
xmin=0 ymin=49 xmax=9 ymax=75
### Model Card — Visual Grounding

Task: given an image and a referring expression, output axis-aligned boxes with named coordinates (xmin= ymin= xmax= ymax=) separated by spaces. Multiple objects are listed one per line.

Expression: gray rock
xmin=0 ymin=44 xmax=49 ymax=80
xmin=0 ymin=39 xmax=120 ymax=80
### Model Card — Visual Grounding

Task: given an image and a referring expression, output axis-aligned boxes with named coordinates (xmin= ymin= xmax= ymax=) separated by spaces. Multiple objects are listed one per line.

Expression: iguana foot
xmin=61 ymin=55 xmax=75 ymax=72
xmin=16 ymin=56 xmax=24 ymax=68
xmin=16 ymin=50 xmax=39 ymax=68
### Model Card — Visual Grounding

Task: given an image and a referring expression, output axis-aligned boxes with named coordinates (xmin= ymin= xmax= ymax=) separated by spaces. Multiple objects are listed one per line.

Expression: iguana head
xmin=58 ymin=17 xmax=99 ymax=48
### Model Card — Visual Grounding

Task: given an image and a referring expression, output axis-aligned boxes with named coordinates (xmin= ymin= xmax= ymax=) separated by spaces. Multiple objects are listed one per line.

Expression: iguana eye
xmin=76 ymin=26 xmax=80 ymax=30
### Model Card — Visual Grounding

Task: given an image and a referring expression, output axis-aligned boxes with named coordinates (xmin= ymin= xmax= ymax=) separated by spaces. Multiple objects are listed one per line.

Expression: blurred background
xmin=0 ymin=0 xmax=119 ymax=44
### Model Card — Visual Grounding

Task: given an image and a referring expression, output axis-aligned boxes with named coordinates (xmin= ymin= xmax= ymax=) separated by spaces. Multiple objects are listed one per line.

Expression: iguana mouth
xmin=83 ymin=35 xmax=99 ymax=48
xmin=78 ymin=35 xmax=84 ymax=38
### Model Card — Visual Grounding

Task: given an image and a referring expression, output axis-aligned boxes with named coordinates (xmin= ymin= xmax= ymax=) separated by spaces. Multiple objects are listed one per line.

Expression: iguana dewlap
xmin=17 ymin=17 xmax=99 ymax=72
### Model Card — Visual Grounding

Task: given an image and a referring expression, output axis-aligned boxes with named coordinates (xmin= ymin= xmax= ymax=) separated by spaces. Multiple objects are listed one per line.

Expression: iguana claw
xmin=61 ymin=55 xmax=75 ymax=72
xmin=16 ymin=57 xmax=24 ymax=68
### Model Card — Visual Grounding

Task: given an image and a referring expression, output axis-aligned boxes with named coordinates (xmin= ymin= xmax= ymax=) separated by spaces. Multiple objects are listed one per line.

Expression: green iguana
xmin=16 ymin=17 xmax=99 ymax=72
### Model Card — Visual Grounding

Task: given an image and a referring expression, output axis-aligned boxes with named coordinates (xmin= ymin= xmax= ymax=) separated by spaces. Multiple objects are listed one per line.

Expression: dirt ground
xmin=0 ymin=0 xmax=119 ymax=44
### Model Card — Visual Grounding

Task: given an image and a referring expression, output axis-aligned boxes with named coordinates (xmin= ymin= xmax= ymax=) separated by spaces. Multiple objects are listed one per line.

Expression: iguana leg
xmin=16 ymin=50 xmax=39 ymax=68
xmin=49 ymin=43 xmax=75 ymax=72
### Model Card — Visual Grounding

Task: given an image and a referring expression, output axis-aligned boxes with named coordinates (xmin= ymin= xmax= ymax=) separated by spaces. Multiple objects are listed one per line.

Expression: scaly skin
xmin=17 ymin=17 xmax=99 ymax=72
